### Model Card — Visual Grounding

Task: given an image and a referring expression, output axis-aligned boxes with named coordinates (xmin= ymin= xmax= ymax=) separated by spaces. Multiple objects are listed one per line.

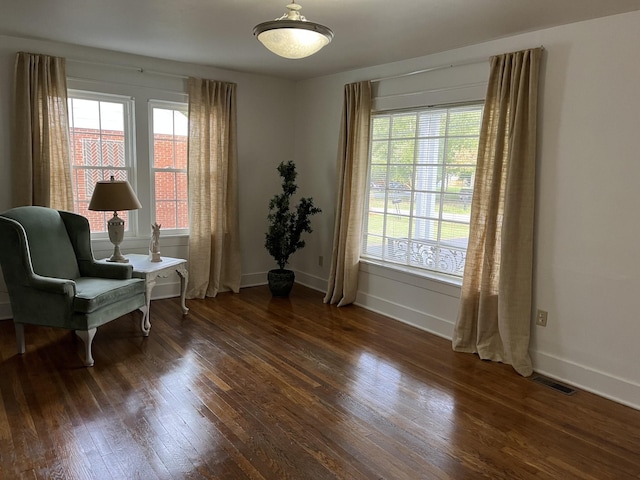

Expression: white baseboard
xmin=531 ymin=350 xmax=640 ymax=411
xmin=240 ymin=270 xmax=325 ymax=293
xmin=149 ymin=281 xmax=182 ymax=301
xmin=292 ymin=270 xmax=326 ymax=293
xmin=354 ymin=290 xmax=455 ymax=340
xmin=241 ymin=271 xmax=268 ymax=288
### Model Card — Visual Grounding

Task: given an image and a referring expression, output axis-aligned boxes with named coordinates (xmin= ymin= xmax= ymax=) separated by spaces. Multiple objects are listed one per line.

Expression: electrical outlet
xmin=536 ymin=309 xmax=548 ymax=327
xmin=318 ymin=255 xmax=324 ymax=267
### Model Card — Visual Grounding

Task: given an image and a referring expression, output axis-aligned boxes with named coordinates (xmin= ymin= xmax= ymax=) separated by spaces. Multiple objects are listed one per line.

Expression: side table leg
xmin=139 ymin=305 xmax=149 ymax=336
xmin=142 ymin=277 xmax=156 ymax=335
xmin=176 ymin=264 xmax=189 ymax=315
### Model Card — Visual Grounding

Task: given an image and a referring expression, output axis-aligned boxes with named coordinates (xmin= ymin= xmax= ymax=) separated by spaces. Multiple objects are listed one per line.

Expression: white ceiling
xmin=3 ymin=0 xmax=640 ymax=80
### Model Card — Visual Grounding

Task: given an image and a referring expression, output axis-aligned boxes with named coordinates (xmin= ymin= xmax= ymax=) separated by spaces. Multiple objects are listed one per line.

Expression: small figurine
xmin=149 ymin=223 xmax=162 ymax=262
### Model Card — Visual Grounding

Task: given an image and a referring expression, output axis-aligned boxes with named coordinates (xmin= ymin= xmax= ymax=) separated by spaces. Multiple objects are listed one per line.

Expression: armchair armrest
xmin=29 ymin=274 xmax=76 ymax=296
xmin=82 ymin=261 xmax=133 ymax=280
xmin=9 ymin=273 xmax=76 ymax=328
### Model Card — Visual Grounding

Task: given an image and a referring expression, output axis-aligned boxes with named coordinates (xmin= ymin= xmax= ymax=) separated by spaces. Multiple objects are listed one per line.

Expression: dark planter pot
xmin=268 ymin=269 xmax=295 ymax=297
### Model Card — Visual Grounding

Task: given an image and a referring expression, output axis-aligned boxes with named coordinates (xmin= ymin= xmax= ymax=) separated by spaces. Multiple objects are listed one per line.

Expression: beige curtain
xmin=453 ymin=48 xmax=543 ymax=376
xmin=187 ymin=77 xmax=241 ymax=298
xmin=324 ymin=81 xmax=372 ymax=306
xmin=12 ymin=52 xmax=74 ymax=210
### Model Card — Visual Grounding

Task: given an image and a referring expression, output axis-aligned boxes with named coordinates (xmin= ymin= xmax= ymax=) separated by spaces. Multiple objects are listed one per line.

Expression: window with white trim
xmin=150 ymin=101 xmax=189 ymax=233
xmin=361 ymin=103 xmax=483 ymax=278
xmin=68 ymin=91 xmax=190 ymax=238
xmin=68 ymin=92 xmax=135 ymax=234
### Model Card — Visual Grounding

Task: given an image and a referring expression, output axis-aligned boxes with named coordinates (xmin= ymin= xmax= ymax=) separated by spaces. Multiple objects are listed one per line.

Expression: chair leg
xmin=14 ymin=322 xmax=25 ymax=354
xmin=75 ymin=328 xmax=97 ymax=367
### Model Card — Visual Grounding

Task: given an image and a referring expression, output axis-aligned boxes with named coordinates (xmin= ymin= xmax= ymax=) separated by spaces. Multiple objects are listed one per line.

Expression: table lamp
xmin=88 ymin=176 xmax=142 ymax=263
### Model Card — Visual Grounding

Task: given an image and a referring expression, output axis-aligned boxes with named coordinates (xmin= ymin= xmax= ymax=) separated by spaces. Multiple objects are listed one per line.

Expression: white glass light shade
xmin=254 ymin=20 xmax=333 ymax=59
xmin=253 ymin=3 xmax=333 ymax=59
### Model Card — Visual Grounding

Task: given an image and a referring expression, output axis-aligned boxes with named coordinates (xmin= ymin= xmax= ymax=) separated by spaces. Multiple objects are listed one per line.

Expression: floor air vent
xmin=531 ymin=375 xmax=576 ymax=396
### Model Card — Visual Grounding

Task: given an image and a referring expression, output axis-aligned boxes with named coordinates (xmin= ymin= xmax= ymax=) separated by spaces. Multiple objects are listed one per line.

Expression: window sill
xmin=91 ymin=233 xmax=189 ymax=250
xmin=359 ymin=258 xmax=462 ymax=298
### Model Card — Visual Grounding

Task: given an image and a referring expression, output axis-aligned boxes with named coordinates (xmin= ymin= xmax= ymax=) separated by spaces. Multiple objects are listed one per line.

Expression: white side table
xmin=100 ymin=254 xmax=189 ymax=335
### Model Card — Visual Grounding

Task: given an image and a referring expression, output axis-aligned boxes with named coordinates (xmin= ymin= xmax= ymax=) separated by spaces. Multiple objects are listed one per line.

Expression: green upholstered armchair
xmin=0 ymin=206 xmax=147 ymax=366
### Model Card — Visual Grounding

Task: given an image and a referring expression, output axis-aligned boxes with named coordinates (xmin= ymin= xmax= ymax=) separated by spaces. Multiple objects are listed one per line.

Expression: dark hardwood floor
xmin=0 ymin=284 xmax=639 ymax=479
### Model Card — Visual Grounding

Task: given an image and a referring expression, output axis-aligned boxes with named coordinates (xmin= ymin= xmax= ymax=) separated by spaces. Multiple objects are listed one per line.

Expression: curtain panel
xmin=324 ymin=81 xmax=372 ymax=306
xmin=186 ymin=77 xmax=241 ymax=298
xmin=12 ymin=52 xmax=74 ymax=210
xmin=453 ymin=48 xmax=543 ymax=376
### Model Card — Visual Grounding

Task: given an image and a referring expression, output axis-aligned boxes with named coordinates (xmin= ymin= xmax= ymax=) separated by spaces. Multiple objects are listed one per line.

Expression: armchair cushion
xmin=74 ymin=277 xmax=144 ymax=314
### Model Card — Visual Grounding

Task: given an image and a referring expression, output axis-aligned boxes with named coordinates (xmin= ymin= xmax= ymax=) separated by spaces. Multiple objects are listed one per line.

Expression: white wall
xmin=0 ymin=35 xmax=295 ymax=311
xmin=293 ymin=11 xmax=640 ymax=410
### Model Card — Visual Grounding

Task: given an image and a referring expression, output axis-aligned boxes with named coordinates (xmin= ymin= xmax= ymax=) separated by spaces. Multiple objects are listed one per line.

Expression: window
xmin=150 ymin=102 xmax=189 ymax=233
xmin=68 ymin=92 xmax=135 ymax=234
xmin=68 ymin=90 xmax=190 ymax=237
xmin=362 ymin=104 xmax=483 ymax=278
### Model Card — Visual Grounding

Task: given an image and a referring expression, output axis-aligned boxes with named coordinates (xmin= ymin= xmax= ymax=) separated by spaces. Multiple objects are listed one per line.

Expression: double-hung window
xmin=361 ymin=103 xmax=483 ymax=278
xmin=68 ymin=90 xmax=189 ymax=237
xmin=150 ymin=101 xmax=189 ymax=234
xmin=68 ymin=91 xmax=135 ymax=234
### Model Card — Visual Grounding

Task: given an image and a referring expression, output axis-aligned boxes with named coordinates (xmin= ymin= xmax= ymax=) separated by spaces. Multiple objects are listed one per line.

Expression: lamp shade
xmin=254 ymin=2 xmax=333 ymax=59
xmin=88 ymin=178 xmax=142 ymax=212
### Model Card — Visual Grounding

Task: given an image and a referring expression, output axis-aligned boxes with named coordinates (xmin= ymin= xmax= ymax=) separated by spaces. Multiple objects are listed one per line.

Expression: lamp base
xmin=107 ymin=245 xmax=129 ymax=263
xmin=106 ymin=214 xmax=129 ymax=262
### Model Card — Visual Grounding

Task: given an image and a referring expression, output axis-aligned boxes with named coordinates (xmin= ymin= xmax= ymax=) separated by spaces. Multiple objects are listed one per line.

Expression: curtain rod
xmin=370 ymin=57 xmax=488 ymax=83
xmin=374 ymin=81 xmax=488 ymax=100
xmin=66 ymin=76 xmax=189 ymax=96
xmin=370 ymin=46 xmax=544 ymax=83
xmin=67 ymin=58 xmax=188 ymax=80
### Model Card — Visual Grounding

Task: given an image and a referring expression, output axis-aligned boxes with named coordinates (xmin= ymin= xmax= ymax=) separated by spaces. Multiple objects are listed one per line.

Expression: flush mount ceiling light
xmin=253 ymin=1 xmax=334 ymax=59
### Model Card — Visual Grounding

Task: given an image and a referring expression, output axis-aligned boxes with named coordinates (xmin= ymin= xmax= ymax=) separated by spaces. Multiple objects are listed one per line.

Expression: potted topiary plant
xmin=265 ymin=161 xmax=321 ymax=296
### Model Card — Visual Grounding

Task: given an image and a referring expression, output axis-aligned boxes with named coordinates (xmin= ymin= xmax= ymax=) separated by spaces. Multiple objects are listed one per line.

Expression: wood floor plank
xmin=1 ymin=284 xmax=640 ymax=479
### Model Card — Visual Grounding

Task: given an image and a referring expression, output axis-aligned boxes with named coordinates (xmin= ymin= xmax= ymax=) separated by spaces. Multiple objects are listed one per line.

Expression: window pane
xmin=417 ymin=139 xmax=445 ymax=166
xmin=413 ymin=166 xmax=442 ymax=192
xmin=390 ymin=140 xmax=415 ymax=165
xmin=176 ymin=199 xmax=189 ymax=229
xmin=447 ymin=108 xmax=482 ymax=136
xmin=362 ymin=103 xmax=483 ymax=277
xmin=175 ymin=136 xmax=188 ymax=170
xmin=174 ymin=110 xmax=188 ymax=136
xmin=154 ymin=135 xmax=176 ymax=169
xmin=155 ymin=201 xmax=177 ymax=229
xmin=412 ymin=190 xmax=440 ymax=219
xmin=153 ymin=108 xmax=174 ymax=134
xmin=372 ymin=116 xmax=390 ymax=138
xmin=371 ymin=140 xmax=389 ymax=164
xmin=99 ymin=102 xmax=124 ymax=132
xmin=391 ymin=114 xmax=416 ymax=138
xmin=445 ymin=137 xmax=479 ymax=165
xmin=411 ymin=218 xmax=440 ymax=242
xmin=155 ymin=172 xmax=177 ymax=199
